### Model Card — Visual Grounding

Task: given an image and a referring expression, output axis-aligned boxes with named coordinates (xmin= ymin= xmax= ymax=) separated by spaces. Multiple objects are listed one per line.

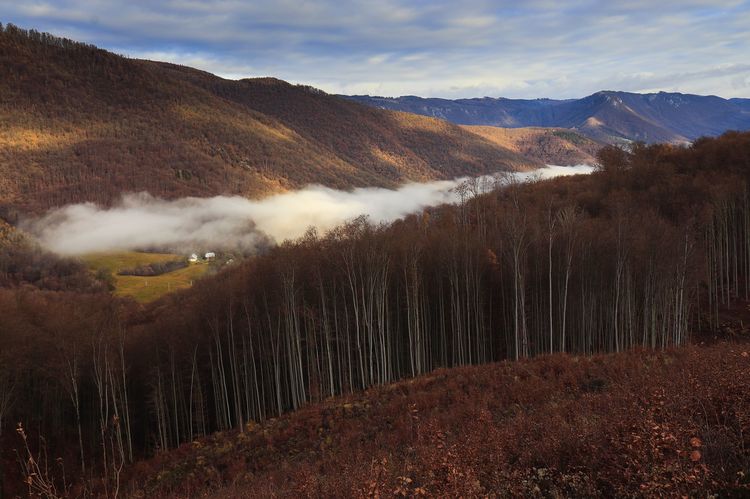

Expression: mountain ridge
xmin=346 ymin=90 xmax=750 ymax=144
xmin=0 ymin=24 xmax=537 ymax=215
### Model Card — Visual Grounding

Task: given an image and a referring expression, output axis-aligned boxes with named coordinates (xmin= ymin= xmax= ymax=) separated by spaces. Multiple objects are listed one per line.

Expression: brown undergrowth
xmin=125 ymin=339 xmax=750 ymax=497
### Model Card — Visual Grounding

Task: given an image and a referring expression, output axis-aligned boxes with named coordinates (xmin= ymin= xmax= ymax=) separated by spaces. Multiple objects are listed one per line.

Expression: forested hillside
xmin=131 ymin=341 xmax=750 ymax=497
xmin=0 ymin=219 xmax=106 ymax=291
xmin=1 ymin=132 xmax=750 ymax=496
xmin=0 ymin=24 xmax=534 ymax=215
xmin=463 ymin=126 xmax=603 ymax=165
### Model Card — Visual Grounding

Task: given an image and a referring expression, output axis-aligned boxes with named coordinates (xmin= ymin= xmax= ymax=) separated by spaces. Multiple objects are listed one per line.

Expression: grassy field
xmin=81 ymin=251 xmax=209 ymax=303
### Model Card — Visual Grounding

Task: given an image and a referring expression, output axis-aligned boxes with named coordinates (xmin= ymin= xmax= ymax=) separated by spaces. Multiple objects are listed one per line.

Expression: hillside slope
xmin=347 ymin=91 xmax=750 ymax=144
xmin=463 ymin=126 xmax=604 ymax=165
xmin=3 ymin=133 xmax=750 ymax=497
xmin=127 ymin=341 xmax=750 ymax=497
xmin=0 ymin=25 xmax=535 ymax=215
xmin=0 ymin=219 xmax=105 ymax=290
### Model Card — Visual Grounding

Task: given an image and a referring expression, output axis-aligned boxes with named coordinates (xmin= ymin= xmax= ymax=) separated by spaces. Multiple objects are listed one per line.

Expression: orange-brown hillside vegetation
xmin=3 ymin=131 xmax=750 ymax=496
xmin=0 ymin=24 xmax=536 ymax=216
xmin=0 ymin=218 xmax=106 ymax=290
xmin=464 ymin=125 xmax=604 ymax=165
xmin=126 ymin=339 xmax=750 ymax=497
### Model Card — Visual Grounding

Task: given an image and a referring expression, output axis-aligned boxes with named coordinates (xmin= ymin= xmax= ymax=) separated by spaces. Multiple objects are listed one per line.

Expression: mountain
xmin=462 ymin=126 xmax=604 ymax=165
xmin=346 ymin=91 xmax=750 ymax=144
xmin=732 ymin=98 xmax=750 ymax=112
xmin=0 ymin=25 xmax=536 ymax=215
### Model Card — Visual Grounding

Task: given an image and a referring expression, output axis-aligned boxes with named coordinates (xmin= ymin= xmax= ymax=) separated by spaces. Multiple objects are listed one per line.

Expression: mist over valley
xmin=24 ymin=165 xmax=594 ymax=256
xmin=0 ymin=7 xmax=749 ymax=497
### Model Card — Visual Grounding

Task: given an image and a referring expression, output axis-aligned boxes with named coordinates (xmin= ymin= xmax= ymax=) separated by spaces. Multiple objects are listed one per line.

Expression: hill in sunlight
xmin=0 ymin=24 xmax=536 ymax=216
xmin=463 ymin=126 xmax=604 ymax=165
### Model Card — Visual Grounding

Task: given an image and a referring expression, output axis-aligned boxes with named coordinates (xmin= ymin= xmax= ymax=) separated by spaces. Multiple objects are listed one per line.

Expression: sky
xmin=2 ymin=0 xmax=749 ymax=99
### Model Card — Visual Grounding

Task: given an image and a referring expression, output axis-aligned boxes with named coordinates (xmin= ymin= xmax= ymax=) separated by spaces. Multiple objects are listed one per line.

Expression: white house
xmin=188 ymin=253 xmax=199 ymax=263
xmin=205 ymin=252 xmax=216 ymax=260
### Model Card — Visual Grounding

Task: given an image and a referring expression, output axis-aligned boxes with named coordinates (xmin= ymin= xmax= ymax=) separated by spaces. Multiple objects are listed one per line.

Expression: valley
xmin=3 ymin=131 xmax=750 ymax=497
xmin=81 ymin=252 xmax=210 ymax=303
xmin=1 ymin=12 xmax=750 ymax=498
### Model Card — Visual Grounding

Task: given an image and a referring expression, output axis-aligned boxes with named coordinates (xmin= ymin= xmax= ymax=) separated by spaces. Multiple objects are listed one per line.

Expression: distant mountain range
xmin=346 ymin=91 xmax=750 ymax=144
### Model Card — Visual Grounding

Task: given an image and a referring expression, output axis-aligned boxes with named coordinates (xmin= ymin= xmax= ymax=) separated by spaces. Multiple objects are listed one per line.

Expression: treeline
xmin=1 ymin=132 xmax=750 ymax=495
xmin=118 ymin=259 xmax=188 ymax=277
xmin=0 ymin=23 xmax=101 ymax=53
xmin=0 ymin=220 xmax=108 ymax=291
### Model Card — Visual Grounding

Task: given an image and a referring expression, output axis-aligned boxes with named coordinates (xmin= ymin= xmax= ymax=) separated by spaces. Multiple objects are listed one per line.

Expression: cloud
xmin=2 ymin=1 xmax=749 ymax=98
xmin=23 ymin=166 xmax=593 ymax=256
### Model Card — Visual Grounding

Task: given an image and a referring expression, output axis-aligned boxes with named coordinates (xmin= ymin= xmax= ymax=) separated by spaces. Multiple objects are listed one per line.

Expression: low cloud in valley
xmin=24 ymin=166 xmax=593 ymax=256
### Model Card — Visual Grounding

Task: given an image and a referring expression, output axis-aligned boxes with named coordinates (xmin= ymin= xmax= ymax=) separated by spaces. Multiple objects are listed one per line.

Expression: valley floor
xmin=125 ymin=337 xmax=750 ymax=498
xmin=82 ymin=251 xmax=209 ymax=303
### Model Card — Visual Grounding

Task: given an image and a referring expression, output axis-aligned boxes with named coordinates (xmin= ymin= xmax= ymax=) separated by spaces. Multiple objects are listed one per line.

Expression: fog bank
xmin=25 ymin=165 xmax=593 ymax=255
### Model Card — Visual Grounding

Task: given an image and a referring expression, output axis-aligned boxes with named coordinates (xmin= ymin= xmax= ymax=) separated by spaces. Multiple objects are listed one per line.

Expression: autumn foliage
xmin=2 ymin=116 xmax=750 ymax=495
xmin=463 ymin=125 xmax=604 ymax=165
xmin=126 ymin=341 xmax=750 ymax=497
xmin=0 ymin=24 xmax=534 ymax=215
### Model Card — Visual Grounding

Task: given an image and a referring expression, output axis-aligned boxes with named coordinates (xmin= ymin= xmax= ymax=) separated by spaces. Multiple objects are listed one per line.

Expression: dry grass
xmin=81 ymin=251 xmax=181 ymax=272
xmin=114 ymin=264 xmax=208 ymax=303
